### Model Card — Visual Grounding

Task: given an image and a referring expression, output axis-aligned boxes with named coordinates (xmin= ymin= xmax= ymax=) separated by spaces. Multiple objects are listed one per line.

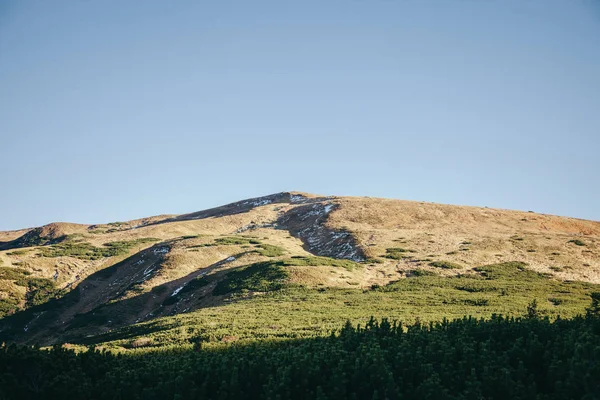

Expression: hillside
xmin=0 ymin=192 xmax=598 ymax=348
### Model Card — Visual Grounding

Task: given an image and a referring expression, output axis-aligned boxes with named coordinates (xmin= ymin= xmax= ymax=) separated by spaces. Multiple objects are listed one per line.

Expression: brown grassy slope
xmin=328 ymin=196 xmax=600 ymax=284
xmin=1 ymin=193 xmax=599 ymax=296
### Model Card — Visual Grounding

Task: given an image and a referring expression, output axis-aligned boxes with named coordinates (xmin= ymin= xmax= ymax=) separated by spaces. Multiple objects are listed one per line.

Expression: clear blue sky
xmin=1 ymin=0 xmax=599 ymax=230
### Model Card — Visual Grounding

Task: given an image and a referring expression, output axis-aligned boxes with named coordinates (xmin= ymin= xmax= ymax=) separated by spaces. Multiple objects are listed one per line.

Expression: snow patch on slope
xmin=278 ymin=202 xmax=365 ymax=262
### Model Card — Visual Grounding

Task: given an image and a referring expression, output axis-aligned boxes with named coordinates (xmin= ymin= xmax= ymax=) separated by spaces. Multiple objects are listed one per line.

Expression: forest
xmin=1 ymin=304 xmax=599 ymax=400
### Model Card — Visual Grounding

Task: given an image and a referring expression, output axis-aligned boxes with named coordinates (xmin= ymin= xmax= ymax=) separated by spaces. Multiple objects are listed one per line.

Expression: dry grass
xmin=1 ymin=193 xmax=599 ymax=316
xmin=327 ymin=196 xmax=600 ymax=284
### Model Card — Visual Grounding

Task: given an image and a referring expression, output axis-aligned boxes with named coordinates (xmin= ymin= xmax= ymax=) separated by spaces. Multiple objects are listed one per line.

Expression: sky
xmin=0 ymin=0 xmax=599 ymax=230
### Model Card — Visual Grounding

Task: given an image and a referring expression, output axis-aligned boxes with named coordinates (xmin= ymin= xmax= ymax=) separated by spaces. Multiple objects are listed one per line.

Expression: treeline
xmin=1 ymin=313 xmax=599 ymax=399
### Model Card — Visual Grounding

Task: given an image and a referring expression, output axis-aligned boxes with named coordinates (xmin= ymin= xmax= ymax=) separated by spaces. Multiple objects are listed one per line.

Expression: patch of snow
xmin=242 ymin=198 xmax=273 ymax=207
xmin=225 ymin=256 xmax=236 ymax=262
xmin=252 ymin=199 xmax=273 ymax=206
xmin=171 ymin=284 xmax=186 ymax=297
xmin=153 ymin=247 xmax=169 ymax=255
xmin=143 ymin=264 xmax=156 ymax=276
xmin=290 ymin=194 xmax=306 ymax=203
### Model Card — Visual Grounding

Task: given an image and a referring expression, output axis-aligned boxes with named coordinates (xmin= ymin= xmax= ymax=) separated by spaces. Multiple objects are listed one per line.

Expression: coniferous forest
xmin=1 ymin=312 xmax=599 ymax=400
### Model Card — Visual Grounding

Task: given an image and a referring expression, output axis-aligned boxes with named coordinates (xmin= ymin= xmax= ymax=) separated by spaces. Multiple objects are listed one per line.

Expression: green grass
xmin=213 ymin=261 xmax=289 ymax=295
xmin=213 ymin=256 xmax=361 ymax=296
xmin=254 ymin=244 xmax=286 ymax=257
xmin=0 ymin=267 xmax=60 ymax=313
xmin=429 ymin=260 xmax=463 ymax=269
xmin=0 ymin=267 xmax=31 ymax=281
xmin=0 ymin=298 xmax=19 ymax=317
xmin=39 ymin=238 xmax=159 ymax=260
xmin=215 ymin=237 xmax=261 ymax=246
xmin=6 ymin=249 xmax=29 ymax=256
xmin=86 ymin=261 xmax=598 ymax=349
xmin=285 ymin=256 xmax=359 ymax=270
xmin=383 ymin=247 xmax=416 ymax=260
xmin=408 ymin=269 xmax=437 ymax=277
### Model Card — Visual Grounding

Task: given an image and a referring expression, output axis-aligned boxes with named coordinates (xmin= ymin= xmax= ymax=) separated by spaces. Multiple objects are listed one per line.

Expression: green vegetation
xmin=215 ymin=237 xmax=261 ymax=246
xmin=0 ymin=267 xmax=60 ymax=314
xmin=1 ymin=315 xmax=600 ymax=399
xmin=383 ymin=247 xmax=415 ymax=260
xmin=429 ymin=260 xmax=463 ymax=269
xmin=254 ymin=244 xmax=286 ymax=257
xmin=285 ymin=256 xmax=358 ymax=270
xmin=212 ymin=256 xmax=360 ymax=296
xmin=181 ymin=234 xmax=202 ymax=240
xmin=213 ymin=261 xmax=289 ymax=295
xmin=0 ymin=267 xmax=31 ymax=281
xmin=568 ymin=239 xmax=586 ymax=246
xmin=5 ymin=250 xmax=28 ymax=256
xmin=0 ymin=297 xmax=19 ymax=318
xmin=78 ymin=261 xmax=598 ymax=350
xmin=39 ymin=238 xmax=159 ymax=260
xmin=408 ymin=268 xmax=436 ymax=277
xmin=24 ymin=278 xmax=59 ymax=307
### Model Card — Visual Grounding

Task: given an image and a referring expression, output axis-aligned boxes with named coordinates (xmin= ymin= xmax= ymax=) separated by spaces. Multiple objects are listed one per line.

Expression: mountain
xmin=0 ymin=192 xmax=598 ymax=348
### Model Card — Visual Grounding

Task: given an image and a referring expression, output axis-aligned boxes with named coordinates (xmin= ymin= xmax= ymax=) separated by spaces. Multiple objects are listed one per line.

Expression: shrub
xmin=129 ymin=337 xmax=153 ymax=348
xmin=281 ymin=256 xmax=358 ymax=270
xmin=568 ymin=239 xmax=586 ymax=247
xmin=6 ymin=250 xmax=28 ymax=256
xmin=25 ymin=278 xmax=59 ymax=307
xmin=0 ymin=267 xmax=31 ymax=281
xmin=429 ymin=261 xmax=462 ymax=269
xmin=586 ymin=292 xmax=600 ymax=317
xmin=215 ymin=237 xmax=259 ymax=246
xmin=213 ymin=262 xmax=289 ymax=295
xmin=254 ymin=244 xmax=285 ymax=257
xmin=549 ymin=298 xmax=564 ymax=306
xmin=408 ymin=269 xmax=436 ymax=277
xmin=384 ymin=248 xmax=415 ymax=260
xmin=0 ymin=298 xmax=19 ymax=317
xmin=39 ymin=238 xmax=159 ymax=260
xmin=527 ymin=299 xmax=539 ymax=319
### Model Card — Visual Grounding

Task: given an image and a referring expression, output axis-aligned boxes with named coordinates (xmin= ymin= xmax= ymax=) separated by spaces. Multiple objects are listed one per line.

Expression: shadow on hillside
xmin=2 ymin=315 xmax=599 ymax=400
xmin=0 ymin=247 xmax=248 ymax=346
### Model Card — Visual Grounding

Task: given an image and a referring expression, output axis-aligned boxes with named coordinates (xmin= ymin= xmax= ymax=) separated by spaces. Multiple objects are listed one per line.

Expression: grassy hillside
xmin=0 ymin=192 xmax=598 ymax=348
xmin=75 ymin=261 xmax=598 ymax=350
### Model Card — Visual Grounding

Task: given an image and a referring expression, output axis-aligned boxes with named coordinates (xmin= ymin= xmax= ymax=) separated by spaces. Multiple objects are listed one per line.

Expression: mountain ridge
xmin=0 ymin=192 xmax=598 ymax=347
